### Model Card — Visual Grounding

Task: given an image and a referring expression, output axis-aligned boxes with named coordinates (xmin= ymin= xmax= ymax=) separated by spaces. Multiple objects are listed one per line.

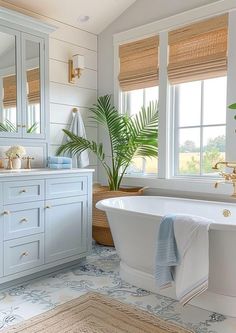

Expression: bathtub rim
xmin=96 ymin=195 xmax=236 ymax=231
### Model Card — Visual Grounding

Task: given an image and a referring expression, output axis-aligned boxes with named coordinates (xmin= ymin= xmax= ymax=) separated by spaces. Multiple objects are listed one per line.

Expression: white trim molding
xmin=0 ymin=6 xmax=56 ymax=34
xmin=113 ymin=0 xmax=236 ymax=44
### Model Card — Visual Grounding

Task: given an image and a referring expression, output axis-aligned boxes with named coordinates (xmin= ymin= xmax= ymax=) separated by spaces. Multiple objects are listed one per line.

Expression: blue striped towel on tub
xmin=155 ymin=215 xmax=180 ymax=289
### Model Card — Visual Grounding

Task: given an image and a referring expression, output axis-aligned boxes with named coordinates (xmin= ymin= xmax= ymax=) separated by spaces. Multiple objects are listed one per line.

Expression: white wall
xmin=0 ymin=0 xmax=98 ymax=180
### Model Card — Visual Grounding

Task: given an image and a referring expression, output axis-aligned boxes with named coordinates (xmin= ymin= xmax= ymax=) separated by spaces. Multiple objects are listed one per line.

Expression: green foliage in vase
xmin=57 ymin=94 xmax=158 ymax=190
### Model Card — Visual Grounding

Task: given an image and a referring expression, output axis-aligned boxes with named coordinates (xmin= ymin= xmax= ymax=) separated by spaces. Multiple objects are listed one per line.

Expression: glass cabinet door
xmin=22 ymin=33 xmax=45 ymax=138
xmin=0 ymin=27 xmax=21 ymax=137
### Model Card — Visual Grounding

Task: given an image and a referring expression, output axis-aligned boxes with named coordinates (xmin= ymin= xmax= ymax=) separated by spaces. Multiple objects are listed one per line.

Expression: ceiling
xmin=2 ymin=0 xmax=137 ymax=34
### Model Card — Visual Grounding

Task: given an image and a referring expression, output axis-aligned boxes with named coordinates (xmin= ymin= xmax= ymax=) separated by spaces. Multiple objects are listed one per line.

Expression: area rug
xmin=3 ymin=292 xmax=193 ymax=333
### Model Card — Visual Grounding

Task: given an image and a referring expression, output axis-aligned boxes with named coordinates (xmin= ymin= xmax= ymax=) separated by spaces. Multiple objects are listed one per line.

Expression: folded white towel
xmin=173 ymin=214 xmax=212 ymax=305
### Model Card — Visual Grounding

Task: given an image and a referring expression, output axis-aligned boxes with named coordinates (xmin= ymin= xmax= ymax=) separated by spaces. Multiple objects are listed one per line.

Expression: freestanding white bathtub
xmin=96 ymin=196 xmax=236 ymax=317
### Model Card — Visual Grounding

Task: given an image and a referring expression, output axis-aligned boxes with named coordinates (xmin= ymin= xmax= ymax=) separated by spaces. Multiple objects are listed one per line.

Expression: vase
xmin=12 ymin=158 xmax=21 ymax=169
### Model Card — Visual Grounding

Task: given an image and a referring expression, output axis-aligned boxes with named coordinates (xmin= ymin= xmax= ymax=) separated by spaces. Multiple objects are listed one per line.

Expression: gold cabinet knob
xmin=45 ymin=205 xmax=51 ymax=209
xmin=223 ymin=209 xmax=231 ymax=217
xmin=20 ymin=217 xmax=28 ymax=223
xmin=20 ymin=189 xmax=27 ymax=193
xmin=3 ymin=210 xmax=10 ymax=215
xmin=17 ymin=124 xmax=21 ymax=128
xmin=21 ymin=251 xmax=29 ymax=257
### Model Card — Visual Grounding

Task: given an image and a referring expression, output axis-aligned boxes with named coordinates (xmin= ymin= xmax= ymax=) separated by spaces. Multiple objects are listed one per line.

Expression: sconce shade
xmin=72 ymin=54 xmax=85 ymax=70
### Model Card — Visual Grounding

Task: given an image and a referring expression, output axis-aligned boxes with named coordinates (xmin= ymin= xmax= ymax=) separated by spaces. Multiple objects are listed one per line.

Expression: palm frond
xmin=0 ymin=119 xmax=17 ymax=132
xmin=57 ymin=130 xmax=105 ymax=161
xmin=116 ymin=101 xmax=158 ymax=165
xmin=89 ymin=95 xmax=127 ymax=154
xmin=27 ymin=122 xmax=38 ymax=133
xmin=57 ymin=96 xmax=159 ymax=190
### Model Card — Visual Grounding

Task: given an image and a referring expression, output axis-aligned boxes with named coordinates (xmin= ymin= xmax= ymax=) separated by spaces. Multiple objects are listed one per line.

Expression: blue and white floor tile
xmin=0 ymin=244 xmax=235 ymax=332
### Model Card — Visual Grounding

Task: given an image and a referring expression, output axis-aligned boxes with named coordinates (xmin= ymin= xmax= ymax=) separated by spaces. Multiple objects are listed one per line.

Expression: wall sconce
xmin=68 ymin=54 xmax=85 ymax=83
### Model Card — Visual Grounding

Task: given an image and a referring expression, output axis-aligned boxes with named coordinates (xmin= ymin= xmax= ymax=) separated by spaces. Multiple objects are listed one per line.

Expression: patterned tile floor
xmin=0 ymin=244 xmax=235 ymax=332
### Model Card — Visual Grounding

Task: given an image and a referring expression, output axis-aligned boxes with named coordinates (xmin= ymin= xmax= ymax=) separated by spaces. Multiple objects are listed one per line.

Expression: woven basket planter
xmin=93 ymin=185 xmax=145 ymax=246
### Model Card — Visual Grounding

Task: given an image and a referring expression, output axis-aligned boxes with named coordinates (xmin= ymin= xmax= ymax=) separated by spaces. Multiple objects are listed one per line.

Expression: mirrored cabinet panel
xmin=0 ymin=28 xmax=45 ymax=139
xmin=0 ymin=28 xmax=20 ymax=136
xmin=23 ymin=36 xmax=43 ymax=137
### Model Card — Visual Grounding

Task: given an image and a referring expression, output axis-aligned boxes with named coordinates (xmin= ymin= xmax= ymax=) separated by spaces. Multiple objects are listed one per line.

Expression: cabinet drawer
xmin=3 ymin=202 xmax=44 ymax=240
xmin=4 ymin=180 xmax=44 ymax=204
xmin=46 ymin=177 xmax=87 ymax=199
xmin=4 ymin=234 xmax=44 ymax=276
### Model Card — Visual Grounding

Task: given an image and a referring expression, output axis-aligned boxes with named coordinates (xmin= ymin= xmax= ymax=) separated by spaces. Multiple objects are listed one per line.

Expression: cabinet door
xmin=45 ymin=196 xmax=88 ymax=263
xmin=22 ymin=33 xmax=45 ymax=139
xmin=0 ymin=26 xmax=22 ymax=138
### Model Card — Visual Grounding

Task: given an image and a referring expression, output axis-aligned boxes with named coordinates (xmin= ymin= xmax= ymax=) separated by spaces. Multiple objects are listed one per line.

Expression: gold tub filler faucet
xmin=213 ymin=161 xmax=236 ymax=197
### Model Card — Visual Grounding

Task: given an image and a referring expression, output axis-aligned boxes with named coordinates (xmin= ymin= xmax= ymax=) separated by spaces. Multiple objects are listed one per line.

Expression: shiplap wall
xmin=0 ymin=1 xmax=98 ymax=180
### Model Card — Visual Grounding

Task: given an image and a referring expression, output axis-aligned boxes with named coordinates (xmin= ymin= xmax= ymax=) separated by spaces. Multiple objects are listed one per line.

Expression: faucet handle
xmin=23 ymin=156 xmax=34 ymax=169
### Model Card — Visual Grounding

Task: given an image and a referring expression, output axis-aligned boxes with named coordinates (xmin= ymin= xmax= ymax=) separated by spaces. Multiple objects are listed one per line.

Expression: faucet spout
xmin=213 ymin=160 xmax=236 ymax=197
xmin=212 ymin=161 xmax=236 ymax=173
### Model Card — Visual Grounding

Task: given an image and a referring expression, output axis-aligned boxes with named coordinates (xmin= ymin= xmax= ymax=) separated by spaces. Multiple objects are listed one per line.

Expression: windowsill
xmin=121 ymin=174 xmax=234 ymax=198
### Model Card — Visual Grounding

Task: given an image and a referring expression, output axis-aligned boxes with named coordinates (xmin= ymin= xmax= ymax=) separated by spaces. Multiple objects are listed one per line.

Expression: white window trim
xmin=113 ymin=1 xmax=236 ymax=196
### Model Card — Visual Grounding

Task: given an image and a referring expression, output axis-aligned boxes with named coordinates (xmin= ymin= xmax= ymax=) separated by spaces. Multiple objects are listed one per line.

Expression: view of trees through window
xmin=175 ymin=77 xmax=226 ymax=176
xmin=179 ymin=135 xmax=225 ymax=175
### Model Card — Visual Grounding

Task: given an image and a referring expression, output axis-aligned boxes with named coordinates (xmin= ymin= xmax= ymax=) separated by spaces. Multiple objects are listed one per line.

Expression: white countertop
xmin=0 ymin=168 xmax=95 ymax=177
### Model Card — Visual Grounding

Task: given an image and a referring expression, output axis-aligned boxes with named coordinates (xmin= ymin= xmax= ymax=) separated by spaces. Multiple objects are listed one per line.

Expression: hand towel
xmin=48 ymin=156 xmax=72 ymax=164
xmin=68 ymin=111 xmax=90 ymax=168
xmin=155 ymin=215 xmax=180 ymax=289
xmin=48 ymin=163 xmax=72 ymax=169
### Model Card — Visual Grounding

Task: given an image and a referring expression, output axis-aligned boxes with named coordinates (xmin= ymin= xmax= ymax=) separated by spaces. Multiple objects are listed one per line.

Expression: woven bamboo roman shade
xmin=118 ymin=36 xmax=159 ymax=91
xmin=27 ymin=68 xmax=40 ymax=104
xmin=3 ymin=75 xmax=17 ymax=108
xmin=168 ymin=14 xmax=228 ymax=85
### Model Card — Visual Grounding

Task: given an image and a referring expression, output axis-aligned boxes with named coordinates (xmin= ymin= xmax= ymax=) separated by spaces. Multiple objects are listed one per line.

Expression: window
xmin=123 ymin=86 xmax=159 ymax=175
xmin=118 ymin=35 xmax=159 ymax=176
xmin=116 ymin=12 xmax=230 ymax=182
xmin=173 ymin=76 xmax=227 ymax=176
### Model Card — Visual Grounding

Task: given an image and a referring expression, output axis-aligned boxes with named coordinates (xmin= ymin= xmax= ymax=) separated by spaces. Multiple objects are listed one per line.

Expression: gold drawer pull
xmin=3 ymin=210 xmax=10 ymax=215
xmin=20 ymin=189 xmax=27 ymax=193
xmin=21 ymin=251 xmax=29 ymax=257
xmin=20 ymin=217 xmax=28 ymax=223
xmin=21 ymin=125 xmax=26 ymax=128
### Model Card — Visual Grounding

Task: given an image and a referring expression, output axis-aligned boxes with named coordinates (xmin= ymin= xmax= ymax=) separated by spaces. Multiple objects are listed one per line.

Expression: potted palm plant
xmin=57 ymin=94 xmax=158 ymax=245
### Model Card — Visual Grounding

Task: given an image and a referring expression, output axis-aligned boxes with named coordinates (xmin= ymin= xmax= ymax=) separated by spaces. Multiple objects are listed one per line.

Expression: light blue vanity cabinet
xmin=0 ymin=169 xmax=93 ymax=286
xmin=0 ymin=183 xmax=3 ymax=278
